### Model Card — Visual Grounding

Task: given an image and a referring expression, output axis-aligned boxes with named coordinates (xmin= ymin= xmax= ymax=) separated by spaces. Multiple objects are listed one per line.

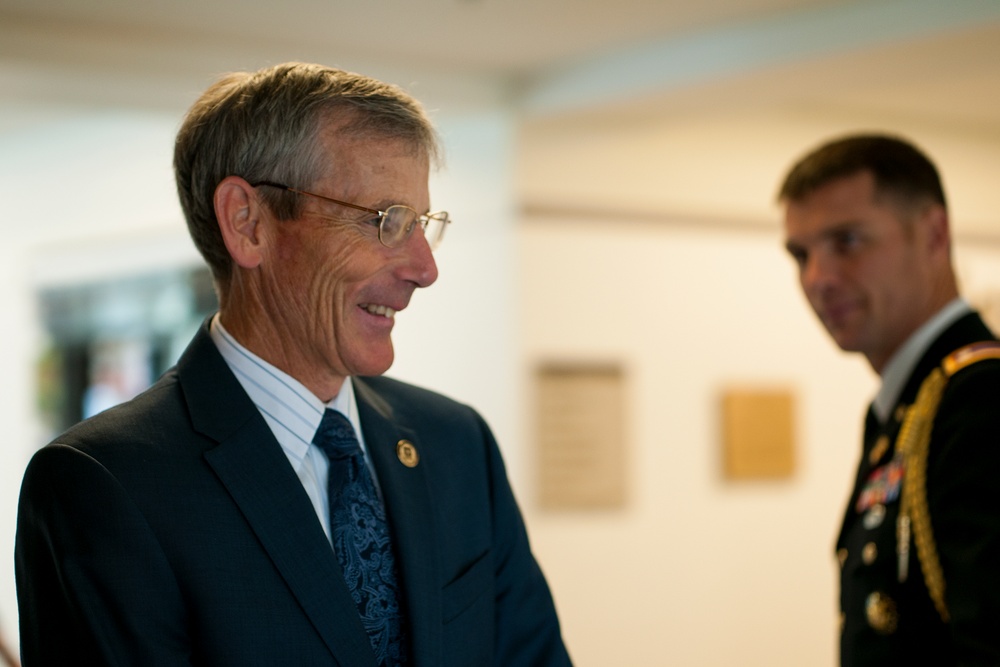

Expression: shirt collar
xmin=873 ymin=297 xmax=970 ymax=421
xmin=208 ymin=314 xmax=364 ymax=461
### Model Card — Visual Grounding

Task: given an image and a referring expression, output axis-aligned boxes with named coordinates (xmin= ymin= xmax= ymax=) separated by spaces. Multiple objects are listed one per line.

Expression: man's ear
xmin=215 ymin=176 xmax=266 ymax=269
xmin=922 ymin=203 xmax=951 ymax=257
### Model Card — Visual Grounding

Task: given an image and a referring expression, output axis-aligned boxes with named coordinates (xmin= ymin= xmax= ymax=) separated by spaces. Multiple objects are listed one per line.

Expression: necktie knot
xmin=313 ymin=409 xmax=362 ymax=461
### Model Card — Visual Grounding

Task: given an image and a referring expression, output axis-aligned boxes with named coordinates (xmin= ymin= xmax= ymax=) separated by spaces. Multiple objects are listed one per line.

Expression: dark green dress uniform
xmin=838 ymin=311 xmax=1000 ymax=666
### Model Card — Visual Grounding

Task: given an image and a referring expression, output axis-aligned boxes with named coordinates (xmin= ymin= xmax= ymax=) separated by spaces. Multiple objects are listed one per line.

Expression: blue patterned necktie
xmin=313 ymin=409 xmax=408 ymax=666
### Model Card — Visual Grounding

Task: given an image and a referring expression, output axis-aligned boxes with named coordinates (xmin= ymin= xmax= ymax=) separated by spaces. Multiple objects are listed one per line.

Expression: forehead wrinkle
xmin=317 ymin=149 xmax=427 ymax=209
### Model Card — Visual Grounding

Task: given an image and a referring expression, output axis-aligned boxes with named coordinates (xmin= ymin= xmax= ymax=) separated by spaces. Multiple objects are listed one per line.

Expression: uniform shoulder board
xmin=942 ymin=341 xmax=1000 ymax=377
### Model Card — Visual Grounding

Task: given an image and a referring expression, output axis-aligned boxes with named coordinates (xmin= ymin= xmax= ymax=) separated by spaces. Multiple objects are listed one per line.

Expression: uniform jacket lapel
xmin=176 ymin=324 xmax=376 ymax=667
xmin=354 ymin=377 xmax=442 ymax=667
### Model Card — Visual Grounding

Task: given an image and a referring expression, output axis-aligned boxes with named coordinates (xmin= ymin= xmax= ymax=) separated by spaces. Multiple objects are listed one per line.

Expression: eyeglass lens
xmin=383 ymin=207 xmax=447 ymax=250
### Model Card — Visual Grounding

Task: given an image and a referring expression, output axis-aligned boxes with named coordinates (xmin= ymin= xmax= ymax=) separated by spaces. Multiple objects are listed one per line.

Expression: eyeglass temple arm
xmin=251 ymin=180 xmax=383 ymax=216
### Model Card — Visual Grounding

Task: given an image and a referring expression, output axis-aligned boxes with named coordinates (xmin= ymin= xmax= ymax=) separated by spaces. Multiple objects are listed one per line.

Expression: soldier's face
xmin=783 ymin=170 xmax=941 ymax=373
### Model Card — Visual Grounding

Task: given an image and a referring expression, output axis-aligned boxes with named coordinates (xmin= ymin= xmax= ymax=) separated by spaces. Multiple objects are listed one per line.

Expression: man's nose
xmin=399 ymin=227 xmax=439 ymax=288
xmin=801 ymin=251 xmax=837 ymax=293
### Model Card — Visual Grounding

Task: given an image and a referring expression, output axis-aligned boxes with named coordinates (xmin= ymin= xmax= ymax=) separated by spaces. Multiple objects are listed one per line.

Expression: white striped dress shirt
xmin=208 ymin=315 xmax=381 ymax=543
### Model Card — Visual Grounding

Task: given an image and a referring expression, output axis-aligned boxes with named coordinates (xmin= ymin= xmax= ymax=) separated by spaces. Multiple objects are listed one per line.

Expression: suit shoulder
xmin=45 ymin=368 xmax=192 ymax=460
xmin=358 ymin=375 xmax=472 ymax=411
xmin=356 ymin=375 xmax=488 ymax=431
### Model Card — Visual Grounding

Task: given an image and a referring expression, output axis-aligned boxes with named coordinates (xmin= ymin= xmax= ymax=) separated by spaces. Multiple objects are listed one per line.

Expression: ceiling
xmin=2 ymin=0 xmax=998 ymax=124
xmin=0 ymin=0 xmax=846 ymax=76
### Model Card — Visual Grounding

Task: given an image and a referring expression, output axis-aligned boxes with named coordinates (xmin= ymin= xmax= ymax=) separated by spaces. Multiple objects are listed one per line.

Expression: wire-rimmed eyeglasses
xmin=252 ymin=180 xmax=450 ymax=250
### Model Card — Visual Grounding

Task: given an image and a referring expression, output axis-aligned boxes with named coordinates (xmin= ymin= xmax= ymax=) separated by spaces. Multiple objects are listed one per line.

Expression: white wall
xmin=517 ymin=220 xmax=868 ymax=666
xmin=390 ymin=109 xmax=523 ymax=475
xmin=0 ymin=108 xmax=196 ymax=648
xmin=517 ymin=218 xmax=1000 ymax=666
xmin=518 ymin=109 xmax=1000 ymax=239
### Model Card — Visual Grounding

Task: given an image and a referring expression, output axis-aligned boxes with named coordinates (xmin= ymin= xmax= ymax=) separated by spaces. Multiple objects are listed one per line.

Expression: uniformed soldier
xmin=779 ymin=134 xmax=1000 ymax=665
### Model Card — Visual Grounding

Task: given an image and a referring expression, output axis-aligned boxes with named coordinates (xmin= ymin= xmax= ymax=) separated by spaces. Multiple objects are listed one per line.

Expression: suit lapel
xmin=354 ymin=378 xmax=442 ymax=667
xmin=176 ymin=323 xmax=376 ymax=667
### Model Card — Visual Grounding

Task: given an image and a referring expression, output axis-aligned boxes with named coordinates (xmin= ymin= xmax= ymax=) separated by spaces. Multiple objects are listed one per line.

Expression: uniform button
xmin=862 ymin=542 xmax=878 ymax=565
xmin=837 ymin=548 xmax=848 ymax=567
xmin=865 ymin=591 xmax=898 ymax=635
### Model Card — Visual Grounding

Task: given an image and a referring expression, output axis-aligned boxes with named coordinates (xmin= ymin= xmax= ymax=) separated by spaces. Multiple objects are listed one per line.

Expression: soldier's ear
xmin=215 ymin=176 xmax=265 ymax=269
xmin=922 ymin=204 xmax=951 ymax=256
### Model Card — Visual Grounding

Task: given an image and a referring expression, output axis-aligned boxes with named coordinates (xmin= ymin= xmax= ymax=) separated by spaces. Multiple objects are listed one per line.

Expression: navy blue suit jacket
xmin=15 ymin=322 xmax=571 ymax=666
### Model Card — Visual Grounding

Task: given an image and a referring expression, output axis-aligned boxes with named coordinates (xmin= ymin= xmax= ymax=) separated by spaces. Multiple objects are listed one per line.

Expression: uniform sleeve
xmin=15 ymin=444 xmax=193 ymax=666
xmin=476 ymin=413 xmax=574 ymax=667
xmin=926 ymin=361 xmax=1000 ymax=664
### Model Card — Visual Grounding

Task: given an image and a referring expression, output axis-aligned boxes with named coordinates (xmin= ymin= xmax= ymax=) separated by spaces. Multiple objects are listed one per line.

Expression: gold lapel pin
xmin=396 ymin=440 xmax=419 ymax=468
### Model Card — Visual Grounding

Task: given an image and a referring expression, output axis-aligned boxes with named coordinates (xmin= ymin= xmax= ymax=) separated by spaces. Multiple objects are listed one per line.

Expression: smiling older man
xmin=15 ymin=62 xmax=571 ymax=667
